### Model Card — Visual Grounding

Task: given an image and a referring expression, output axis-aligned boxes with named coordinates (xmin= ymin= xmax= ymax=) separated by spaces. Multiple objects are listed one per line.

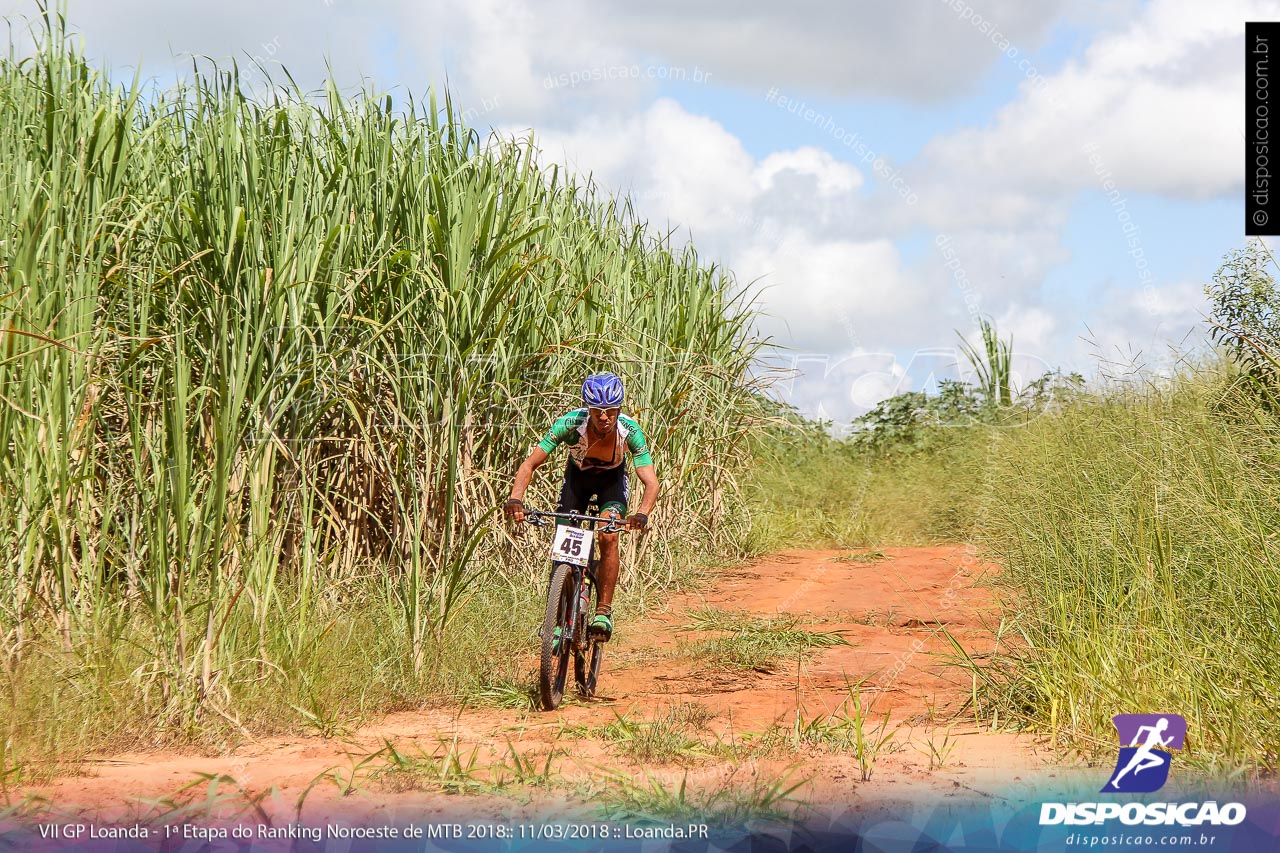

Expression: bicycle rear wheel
xmin=539 ymin=563 xmax=574 ymax=710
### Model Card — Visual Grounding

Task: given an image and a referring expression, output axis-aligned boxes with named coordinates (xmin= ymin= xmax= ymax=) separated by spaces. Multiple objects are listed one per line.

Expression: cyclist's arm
xmin=621 ymin=417 xmax=658 ymax=521
xmin=510 ymin=446 xmax=550 ymax=504
xmin=634 ymin=463 xmax=659 ymax=516
xmin=510 ymin=412 xmax=579 ymax=508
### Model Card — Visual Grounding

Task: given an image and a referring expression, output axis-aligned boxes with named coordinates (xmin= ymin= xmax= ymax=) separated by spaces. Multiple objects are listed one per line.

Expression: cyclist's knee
xmin=600 ymin=508 xmax=622 ymax=547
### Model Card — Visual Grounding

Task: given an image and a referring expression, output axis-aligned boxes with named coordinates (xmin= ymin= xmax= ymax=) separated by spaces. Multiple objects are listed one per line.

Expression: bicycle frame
xmin=526 ymin=510 xmax=615 ymax=647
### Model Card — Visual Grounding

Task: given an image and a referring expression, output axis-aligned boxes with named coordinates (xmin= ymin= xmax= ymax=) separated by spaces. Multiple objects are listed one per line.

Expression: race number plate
xmin=550 ymin=524 xmax=593 ymax=567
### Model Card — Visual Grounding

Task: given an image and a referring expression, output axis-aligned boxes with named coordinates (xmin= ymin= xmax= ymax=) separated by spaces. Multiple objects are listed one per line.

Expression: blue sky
xmin=3 ymin=0 xmax=1266 ymax=423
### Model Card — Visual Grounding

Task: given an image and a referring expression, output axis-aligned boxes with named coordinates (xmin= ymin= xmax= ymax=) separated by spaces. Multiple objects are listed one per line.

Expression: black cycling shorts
xmin=557 ymin=459 xmax=629 ymax=517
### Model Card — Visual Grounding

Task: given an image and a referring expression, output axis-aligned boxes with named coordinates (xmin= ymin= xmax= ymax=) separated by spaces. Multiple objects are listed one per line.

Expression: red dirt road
xmin=21 ymin=546 xmax=1071 ymax=825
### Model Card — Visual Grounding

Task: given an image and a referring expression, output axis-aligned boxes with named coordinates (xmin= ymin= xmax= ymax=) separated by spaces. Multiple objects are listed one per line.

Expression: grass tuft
xmin=790 ymin=684 xmax=900 ymax=780
xmin=564 ymin=706 xmax=715 ymax=765
xmin=589 ymin=765 xmax=807 ymax=826
xmin=676 ymin=609 xmax=850 ymax=673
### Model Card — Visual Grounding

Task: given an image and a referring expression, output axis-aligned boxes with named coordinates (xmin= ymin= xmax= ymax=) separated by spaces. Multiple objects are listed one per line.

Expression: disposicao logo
xmin=1039 ymin=713 xmax=1248 ymax=828
xmin=1103 ymin=713 xmax=1186 ymax=793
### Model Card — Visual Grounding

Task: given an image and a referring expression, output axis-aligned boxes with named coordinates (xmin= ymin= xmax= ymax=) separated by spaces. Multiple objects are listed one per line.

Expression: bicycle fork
xmin=576 ymin=569 xmax=592 ymax=640
xmin=561 ymin=567 xmax=595 ymax=653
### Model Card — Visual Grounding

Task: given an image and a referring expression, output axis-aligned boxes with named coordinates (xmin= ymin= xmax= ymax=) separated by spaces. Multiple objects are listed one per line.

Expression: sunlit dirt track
xmin=23 ymin=547 xmax=1072 ymax=825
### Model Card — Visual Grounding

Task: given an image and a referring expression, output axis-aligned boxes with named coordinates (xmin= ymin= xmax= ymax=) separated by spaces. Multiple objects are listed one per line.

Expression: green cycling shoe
xmin=588 ymin=612 xmax=613 ymax=641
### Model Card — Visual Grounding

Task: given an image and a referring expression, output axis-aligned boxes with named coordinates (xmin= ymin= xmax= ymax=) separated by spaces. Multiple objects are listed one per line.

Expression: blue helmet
xmin=582 ymin=372 xmax=624 ymax=408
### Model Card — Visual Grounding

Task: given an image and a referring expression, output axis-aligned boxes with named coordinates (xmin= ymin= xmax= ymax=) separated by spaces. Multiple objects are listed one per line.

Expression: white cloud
xmin=853 ymin=0 xmax=1253 ymax=409
xmin=995 ymin=304 xmax=1057 ymax=354
xmin=737 ymin=234 xmax=920 ymax=354
xmin=7 ymin=0 xmax=429 ymax=104
xmin=592 ymin=0 xmax=1066 ymax=100
xmin=929 ymin=227 xmax=1073 ymax=308
xmin=1070 ymin=279 xmax=1209 ymax=375
xmin=3 ymin=0 xmax=1069 ymax=125
xmin=443 ymin=0 xmax=549 ymax=116
xmin=524 ymin=100 xmax=935 ymax=356
xmin=522 ymin=99 xmax=758 ymax=232
xmin=772 ymin=350 xmax=912 ymax=425
xmin=754 ymin=148 xmax=862 ymax=197
xmin=522 ymin=90 xmax=1215 ymax=418
xmin=917 ymin=0 xmax=1279 ymax=200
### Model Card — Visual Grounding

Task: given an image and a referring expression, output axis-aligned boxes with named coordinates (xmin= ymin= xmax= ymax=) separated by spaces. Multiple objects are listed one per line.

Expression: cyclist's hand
xmin=627 ymin=512 xmax=648 ymax=532
xmin=503 ymin=498 xmax=525 ymax=524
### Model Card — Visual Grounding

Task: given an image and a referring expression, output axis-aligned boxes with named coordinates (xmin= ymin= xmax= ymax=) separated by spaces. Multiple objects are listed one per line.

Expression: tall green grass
xmin=741 ymin=417 xmax=987 ymax=551
xmin=0 ymin=18 xmax=769 ymax=759
xmin=972 ymin=366 xmax=1280 ymax=773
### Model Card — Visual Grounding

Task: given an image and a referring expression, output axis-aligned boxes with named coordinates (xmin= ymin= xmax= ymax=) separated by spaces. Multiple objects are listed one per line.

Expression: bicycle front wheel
xmin=539 ymin=563 xmax=574 ymax=710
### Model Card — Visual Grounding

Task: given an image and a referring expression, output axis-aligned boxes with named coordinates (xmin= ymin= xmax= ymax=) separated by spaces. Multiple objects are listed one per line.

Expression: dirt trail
xmin=24 ymin=546 xmax=1071 ymax=824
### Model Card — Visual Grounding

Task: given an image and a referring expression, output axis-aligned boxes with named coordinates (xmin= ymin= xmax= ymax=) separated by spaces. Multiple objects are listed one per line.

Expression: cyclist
xmin=504 ymin=372 xmax=659 ymax=641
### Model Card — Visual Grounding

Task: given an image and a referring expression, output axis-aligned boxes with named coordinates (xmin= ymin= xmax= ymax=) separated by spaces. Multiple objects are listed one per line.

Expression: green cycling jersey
xmin=537 ymin=409 xmax=654 ymax=472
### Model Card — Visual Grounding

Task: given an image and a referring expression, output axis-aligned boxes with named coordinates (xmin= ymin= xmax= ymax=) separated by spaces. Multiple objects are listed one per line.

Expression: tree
xmin=1205 ymin=241 xmax=1280 ymax=394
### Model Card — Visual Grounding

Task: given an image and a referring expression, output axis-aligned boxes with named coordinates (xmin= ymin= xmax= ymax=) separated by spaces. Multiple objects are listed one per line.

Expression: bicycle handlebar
xmin=521 ymin=509 xmax=629 ymax=534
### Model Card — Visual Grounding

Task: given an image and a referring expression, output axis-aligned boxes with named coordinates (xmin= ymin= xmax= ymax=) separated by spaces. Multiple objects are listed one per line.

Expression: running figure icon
xmin=1109 ymin=718 xmax=1173 ymax=788
xmin=1102 ymin=713 xmax=1187 ymax=794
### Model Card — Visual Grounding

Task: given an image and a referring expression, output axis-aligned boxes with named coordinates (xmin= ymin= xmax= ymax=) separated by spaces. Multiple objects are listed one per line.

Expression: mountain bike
xmin=522 ymin=508 xmax=625 ymax=711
